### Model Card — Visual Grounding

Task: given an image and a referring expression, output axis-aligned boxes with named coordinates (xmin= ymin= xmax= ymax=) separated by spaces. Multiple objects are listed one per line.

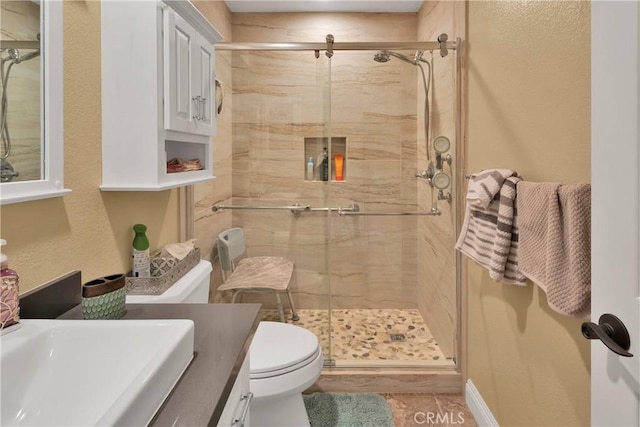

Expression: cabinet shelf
xmin=100 ymin=171 xmax=215 ymax=192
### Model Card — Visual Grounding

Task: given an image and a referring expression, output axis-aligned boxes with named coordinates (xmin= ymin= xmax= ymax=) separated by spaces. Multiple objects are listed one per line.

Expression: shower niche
xmin=304 ymin=137 xmax=347 ymax=182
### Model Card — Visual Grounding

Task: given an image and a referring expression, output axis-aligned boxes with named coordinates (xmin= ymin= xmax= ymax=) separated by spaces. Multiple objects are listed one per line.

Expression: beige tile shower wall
xmin=416 ymin=1 xmax=465 ymax=358
xmin=1 ymin=1 xmax=41 ymax=181
xmin=192 ymin=1 xmax=234 ymax=300
xmin=231 ymin=14 xmax=419 ymax=309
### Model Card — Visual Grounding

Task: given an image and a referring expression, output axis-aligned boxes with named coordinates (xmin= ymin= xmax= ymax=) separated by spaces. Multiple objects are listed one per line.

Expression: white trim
xmin=465 ymin=380 xmax=499 ymax=427
xmin=0 ymin=0 xmax=70 ymax=205
xmin=591 ymin=2 xmax=640 ymax=424
xmin=164 ymin=0 xmax=221 ymax=44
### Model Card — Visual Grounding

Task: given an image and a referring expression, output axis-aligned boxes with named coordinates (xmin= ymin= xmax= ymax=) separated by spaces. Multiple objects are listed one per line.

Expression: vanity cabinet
xmin=217 ymin=355 xmax=252 ymax=427
xmin=101 ymin=0 xmax=221 ymax=191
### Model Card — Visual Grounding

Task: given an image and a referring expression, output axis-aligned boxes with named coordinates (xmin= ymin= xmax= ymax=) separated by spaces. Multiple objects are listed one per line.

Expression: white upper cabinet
xmin=101 ymin=0 xmax=221 ymax=191
xmin=164 ymin=10 xmax=196 ymax=134
xmin=196 ymin=37 xmax=215 ymax=134
xmin=164 ymin=8 xmax=215 ymax=136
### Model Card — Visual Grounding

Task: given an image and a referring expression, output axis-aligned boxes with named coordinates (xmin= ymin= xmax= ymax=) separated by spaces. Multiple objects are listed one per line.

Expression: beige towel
xmin=517 ymin=182 xmax=591 ymax=318
xmin=456 ymin=170 xmax=526 ymax=285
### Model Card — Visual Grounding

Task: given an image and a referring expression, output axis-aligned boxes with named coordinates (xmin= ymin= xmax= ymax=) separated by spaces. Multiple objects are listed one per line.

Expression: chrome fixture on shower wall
xmin=1 ymin=158 xmax=18 ymax=182
xmin=437 ymin=33 xmax=449 ymax=58
xmin=325 ymin=34 xmax=334 ymax=58
xmin=433 ymin=135 xmax=452 ymax=170
xmin=417 ymin=136 xmax=452 ymax=203
xmin=432 ymin=136 xmax=452 ymax=202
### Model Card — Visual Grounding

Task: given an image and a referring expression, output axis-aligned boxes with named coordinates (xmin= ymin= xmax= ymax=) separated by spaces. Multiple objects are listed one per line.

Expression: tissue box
xmin=125 ymin=248 xmax=200 ymax=295
xmin=150 ymin=255 xmax=177 ymax=277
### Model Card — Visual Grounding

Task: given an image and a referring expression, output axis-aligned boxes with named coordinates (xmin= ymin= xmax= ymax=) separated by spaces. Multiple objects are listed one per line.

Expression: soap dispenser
xmin=0 ymin=239 xmax=19 ymax=329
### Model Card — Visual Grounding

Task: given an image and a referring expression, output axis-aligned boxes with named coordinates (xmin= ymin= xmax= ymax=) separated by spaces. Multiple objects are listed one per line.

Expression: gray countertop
xmin=59 ymin=303 xmax=261 ymax=426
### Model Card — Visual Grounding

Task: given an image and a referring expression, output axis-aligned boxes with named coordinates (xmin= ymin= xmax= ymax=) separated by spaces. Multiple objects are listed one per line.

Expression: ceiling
xmin=224 ymin=1 xmax=424 ymax=13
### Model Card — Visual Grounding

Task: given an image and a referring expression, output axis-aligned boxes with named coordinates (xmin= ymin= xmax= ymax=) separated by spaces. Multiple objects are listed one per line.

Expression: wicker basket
xmin=125 ymin=248 xmax=201 ymax=295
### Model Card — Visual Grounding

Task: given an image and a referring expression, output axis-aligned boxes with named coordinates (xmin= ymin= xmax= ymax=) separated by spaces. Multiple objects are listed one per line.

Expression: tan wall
xmin=467 ymin=1 xmax=591 ymax=425
xmin=0 ymin=1 xmax=180 ymax=293
xmin=1 ymin=1 xmax=41 ymax=181
xmin=229 ymin=13 xmax=419 ymax=309
xmin=416 ymin=1 xmax=465 ymax=359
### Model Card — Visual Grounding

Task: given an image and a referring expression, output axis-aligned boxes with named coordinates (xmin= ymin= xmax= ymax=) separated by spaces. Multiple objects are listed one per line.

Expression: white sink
xmin=1 ymin=319 xmax=194 ymax=426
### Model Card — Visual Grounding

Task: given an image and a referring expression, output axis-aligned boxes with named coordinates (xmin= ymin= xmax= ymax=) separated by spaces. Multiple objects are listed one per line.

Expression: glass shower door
xmin=230 ymin=50 xmax=333 ymax=362
xmin=327 ymin=50 xmax=458 ymax=367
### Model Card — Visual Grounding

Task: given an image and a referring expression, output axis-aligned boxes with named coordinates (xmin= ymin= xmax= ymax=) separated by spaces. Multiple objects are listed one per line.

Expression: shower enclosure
xmin=213 ymin=35 xmax=462 ymax=369
xmin=0 ymin=0 xmax=42 ymax=183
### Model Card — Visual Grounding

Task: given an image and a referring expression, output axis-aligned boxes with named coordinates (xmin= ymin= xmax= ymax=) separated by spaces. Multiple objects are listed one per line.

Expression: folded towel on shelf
xmin=455 ymin=169 xmax=526 ymax=285
xmin=517 ymin=182 xmax=591 ymax=318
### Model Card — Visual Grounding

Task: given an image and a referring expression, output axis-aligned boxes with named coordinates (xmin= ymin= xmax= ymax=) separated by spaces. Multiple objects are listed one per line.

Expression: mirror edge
xmin=0 ymin=0 xmax=71 ymax=206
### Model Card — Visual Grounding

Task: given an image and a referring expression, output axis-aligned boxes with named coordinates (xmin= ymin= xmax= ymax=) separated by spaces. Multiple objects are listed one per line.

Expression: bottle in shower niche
xmin=132 ymin=224 xmax=150 ymax=278
xmin=306 ymin=157 xmax=314 ymax=181
xmin=321 ymin=147 xmax=329 ymax=181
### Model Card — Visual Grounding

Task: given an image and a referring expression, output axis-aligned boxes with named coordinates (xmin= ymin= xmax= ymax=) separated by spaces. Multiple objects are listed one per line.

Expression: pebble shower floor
xmin=261 ymin=308 xmax=451 ymax=365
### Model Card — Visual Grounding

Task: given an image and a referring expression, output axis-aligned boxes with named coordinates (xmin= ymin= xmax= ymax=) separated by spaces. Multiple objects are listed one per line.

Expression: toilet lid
xmin=250 ymin=322 xmax=319 ymax=377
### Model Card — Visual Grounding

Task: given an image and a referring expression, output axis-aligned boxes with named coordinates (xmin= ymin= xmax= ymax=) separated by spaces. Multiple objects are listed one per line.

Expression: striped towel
xmin=455 ymin=170 xmax=527 ymax=285
xmin=517 ymin=182 xmax=591 ymax=318
xmin=466 ymin=169 xmax=520 ymax=209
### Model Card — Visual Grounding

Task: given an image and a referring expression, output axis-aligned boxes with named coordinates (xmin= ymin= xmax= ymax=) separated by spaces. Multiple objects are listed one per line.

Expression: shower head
xmin=5 ymin=48 xmax=40 ymax=64
xmin=373 ymin=50 xmax=422 ymax=66
xmin=17 ymin=49 xmax=40 ymax=63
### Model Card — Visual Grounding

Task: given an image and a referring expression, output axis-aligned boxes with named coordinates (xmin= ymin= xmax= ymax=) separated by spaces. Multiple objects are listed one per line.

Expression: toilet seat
xmin=250 ymin=322 xmax=320 ymax=379
xmin=251 ymin=346 xmax=321 ymax=379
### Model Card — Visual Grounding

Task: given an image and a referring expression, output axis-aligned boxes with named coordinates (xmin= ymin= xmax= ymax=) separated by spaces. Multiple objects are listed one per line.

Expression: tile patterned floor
xmin=261 ymin=308 xmax=450 ymax=365
xmin=384 ymin=393 xmax=478 ymax=427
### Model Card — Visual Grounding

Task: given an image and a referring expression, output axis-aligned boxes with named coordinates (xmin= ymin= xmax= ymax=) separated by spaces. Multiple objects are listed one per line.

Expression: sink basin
xmin=1 ymin=319 xmax=194 ymax=426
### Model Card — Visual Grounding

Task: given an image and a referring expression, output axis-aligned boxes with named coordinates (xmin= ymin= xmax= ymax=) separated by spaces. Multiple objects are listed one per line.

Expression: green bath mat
xmin=303 ymin=393 xmax=394 ymax=427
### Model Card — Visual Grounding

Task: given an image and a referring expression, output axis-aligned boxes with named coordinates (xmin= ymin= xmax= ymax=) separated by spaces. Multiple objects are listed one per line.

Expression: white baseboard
xmin=465 ymin=379 xmax=499 ymax=427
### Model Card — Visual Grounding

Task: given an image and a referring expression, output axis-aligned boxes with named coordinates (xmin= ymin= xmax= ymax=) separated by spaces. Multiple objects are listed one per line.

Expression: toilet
xmin=127 ymin=260 xmax=323 ymax=427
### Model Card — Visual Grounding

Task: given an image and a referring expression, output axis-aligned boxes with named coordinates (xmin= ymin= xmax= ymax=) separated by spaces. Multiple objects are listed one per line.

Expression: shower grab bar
xmin=308 ymin=203 xmax=359 ymax=213
xmin=212 ymin=204 xmax=311 ymax=213
xmin=338 ymin=208 xmax=441 ymax=216
xmin=212 ymin=203 xmax=360 ymax=215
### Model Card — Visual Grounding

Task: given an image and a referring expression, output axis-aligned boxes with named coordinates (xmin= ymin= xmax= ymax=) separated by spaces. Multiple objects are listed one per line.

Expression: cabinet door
xmin=164 ymin=8 xmax=197 ymax=134
xmin=217 ymin=356 xmax=251 ymax=427
xmin=194 ymin=34 xmax=215 ymax=136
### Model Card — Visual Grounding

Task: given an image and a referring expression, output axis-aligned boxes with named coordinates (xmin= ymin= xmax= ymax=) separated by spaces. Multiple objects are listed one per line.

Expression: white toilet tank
xmin=125 ymin=260 xmax=212 ymax=304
